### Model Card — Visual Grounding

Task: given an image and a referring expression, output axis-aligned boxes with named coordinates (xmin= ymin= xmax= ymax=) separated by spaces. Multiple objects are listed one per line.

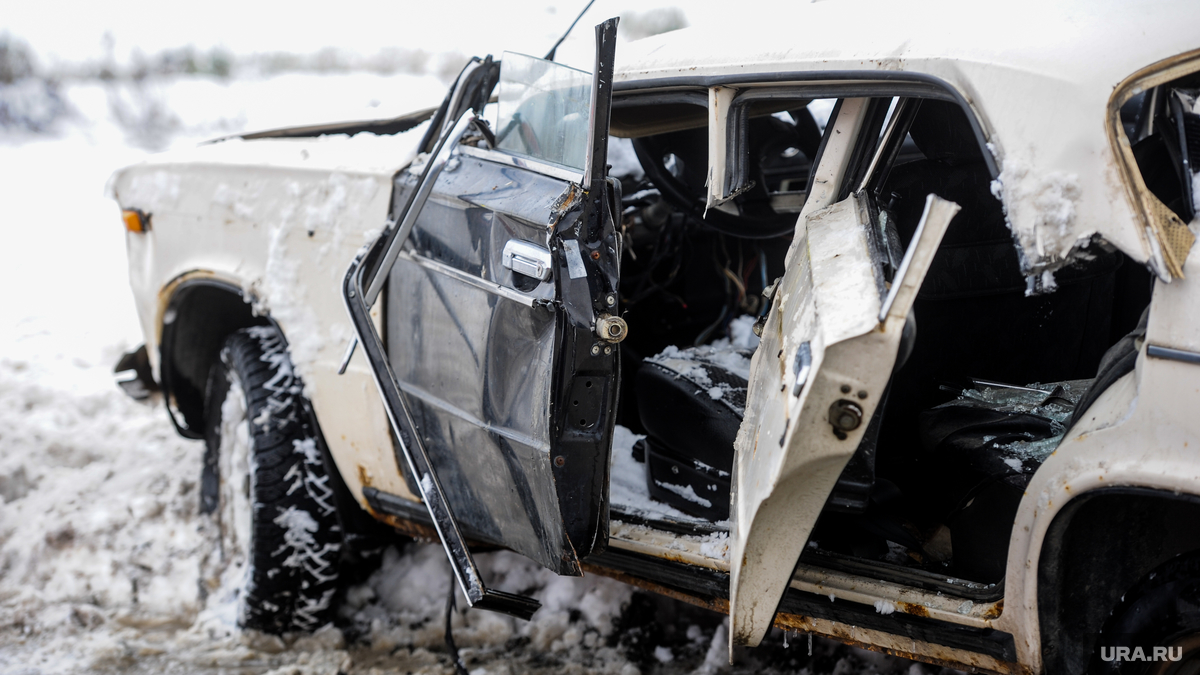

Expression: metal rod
xmin=544 ymin=0 xmax=596 ymax=61
xmin=1148 ymin=344 xmax=1200 ymax=366
xmin=364 ymin=111 xmax=474 ymax=307
xmin=336 ymin=337 xmax=357 ymax=375
xmin=440 ymin=60 xmax=482 ymax=138
xmin=970 ymin=378 xmax=1047 ymax=393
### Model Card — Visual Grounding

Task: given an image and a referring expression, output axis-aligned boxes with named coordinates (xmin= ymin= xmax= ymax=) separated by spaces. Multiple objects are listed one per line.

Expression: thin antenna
xmin=544 ymin=0 xmax=597 ymax=61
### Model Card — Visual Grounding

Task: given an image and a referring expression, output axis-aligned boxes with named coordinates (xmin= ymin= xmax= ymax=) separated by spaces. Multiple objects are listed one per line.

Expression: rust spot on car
xmin=582 ymin=562 xmax=730 ymax=615
xmin=364 ymin=506 xmax=440 ymax=543
xmin=773 ymin=612 xmax=1024 ymax=674
xmin=357 ymin=465 xmax=373 ymax=488
xmin=895 ymin=601 xmax=930 ymax=618
xmin=586 ymin=559 xmax=1026 ymax=674
xmin=981 ymin=599 xmax=1004 ymax=620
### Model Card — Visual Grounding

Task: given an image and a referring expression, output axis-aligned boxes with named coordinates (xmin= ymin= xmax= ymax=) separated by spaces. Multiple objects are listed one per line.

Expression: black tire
xmin=200 ymin=325 xmax=342 ymax=634
xmin=1091 ymin=552 xmax=1200 ymax=674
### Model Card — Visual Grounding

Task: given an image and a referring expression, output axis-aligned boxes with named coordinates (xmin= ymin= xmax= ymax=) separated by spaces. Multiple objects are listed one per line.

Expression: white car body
xmin=110 ymin=2 xmax=1200 ymax=672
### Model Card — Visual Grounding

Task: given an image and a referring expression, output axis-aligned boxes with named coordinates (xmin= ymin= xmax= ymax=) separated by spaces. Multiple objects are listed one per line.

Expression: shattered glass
xmin=951 ymin=378 xmax=1092 ymax=464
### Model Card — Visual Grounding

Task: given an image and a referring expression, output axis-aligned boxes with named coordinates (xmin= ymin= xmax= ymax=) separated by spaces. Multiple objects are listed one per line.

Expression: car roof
xmin=614 ymin=0 xmax=1200 ymax=279
xmin=616 ymin=0 xmax=1193 ymax=97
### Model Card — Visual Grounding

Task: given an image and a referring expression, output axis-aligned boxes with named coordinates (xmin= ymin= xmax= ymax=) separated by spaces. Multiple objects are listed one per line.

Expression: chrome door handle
xmin=502 ymin=240 xmax=552 ymax=281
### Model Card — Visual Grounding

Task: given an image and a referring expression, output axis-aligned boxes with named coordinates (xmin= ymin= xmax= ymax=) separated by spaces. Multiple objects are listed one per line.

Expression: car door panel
xmin=730 ymin=192 xmax=961 ymax=647
xmin=385 ymin=151 xmax=615 ymax=575
xmin=346 ymin=20 xmax=619 ymax=617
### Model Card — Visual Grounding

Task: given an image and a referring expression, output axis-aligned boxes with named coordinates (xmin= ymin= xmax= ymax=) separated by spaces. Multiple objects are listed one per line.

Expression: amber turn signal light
xmin=122 ymin=208 xmax=150 ymax=233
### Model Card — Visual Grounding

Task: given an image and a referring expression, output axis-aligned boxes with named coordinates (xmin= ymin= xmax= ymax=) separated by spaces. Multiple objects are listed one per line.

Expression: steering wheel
xmin=631 ymin=136 xmax=799 ymax=240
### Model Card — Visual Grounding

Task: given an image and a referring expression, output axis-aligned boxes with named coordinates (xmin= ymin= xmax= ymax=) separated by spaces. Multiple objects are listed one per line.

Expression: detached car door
xmin=724 ymin=97 xmax=962 ymax=646
xmin=345 ymin=29 xmax=622 ymax=601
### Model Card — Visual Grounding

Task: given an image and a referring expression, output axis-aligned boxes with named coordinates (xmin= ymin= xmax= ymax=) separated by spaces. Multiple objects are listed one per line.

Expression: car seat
xmin=634 ymin=344 xmax=748 ymax=521
xmin=634 ymin=317 xmax=915 ymax=522
xmin=877 ymin=100 xmax=1120 ymax=516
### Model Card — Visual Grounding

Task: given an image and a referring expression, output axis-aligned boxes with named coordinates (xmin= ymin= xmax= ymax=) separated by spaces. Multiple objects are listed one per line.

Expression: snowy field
xmin=0 ymin=74 xmax=947 ymax=675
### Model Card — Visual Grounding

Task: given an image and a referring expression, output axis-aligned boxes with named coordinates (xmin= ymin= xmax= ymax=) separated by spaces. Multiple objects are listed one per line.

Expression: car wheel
xmin=199 ymin=325 xmax=342 ymax=634
xmin=1091 ymin=552 xmax=1200 ymax=674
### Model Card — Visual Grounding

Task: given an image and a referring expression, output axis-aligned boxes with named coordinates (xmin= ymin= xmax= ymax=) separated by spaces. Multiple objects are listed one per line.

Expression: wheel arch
xmin=1037 ymin=486 xmax=1200 ymax=675
xmin=158 ymin=274 xmax=270 ymax=439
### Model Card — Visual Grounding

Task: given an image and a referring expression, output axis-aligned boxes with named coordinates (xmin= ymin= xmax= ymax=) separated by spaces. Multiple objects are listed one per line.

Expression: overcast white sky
xmin=2 ymin=0 xmax=737 ymax=73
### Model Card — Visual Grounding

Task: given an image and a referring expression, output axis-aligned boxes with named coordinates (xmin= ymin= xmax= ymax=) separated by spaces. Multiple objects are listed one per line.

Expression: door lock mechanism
xmin=595 ymin=314 xmax=628 ymax=343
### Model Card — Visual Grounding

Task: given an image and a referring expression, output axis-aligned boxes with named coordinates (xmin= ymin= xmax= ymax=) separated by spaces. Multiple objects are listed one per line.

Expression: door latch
xmin=502 ymin=240 xmax=552 ymax=281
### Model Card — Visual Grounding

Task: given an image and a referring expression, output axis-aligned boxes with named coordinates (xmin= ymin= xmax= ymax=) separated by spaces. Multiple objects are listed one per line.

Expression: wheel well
xmin=160 ymin=280 xmax=269 ymax=438
xmin=1037 ymin=486 xmax=1200 ymax=675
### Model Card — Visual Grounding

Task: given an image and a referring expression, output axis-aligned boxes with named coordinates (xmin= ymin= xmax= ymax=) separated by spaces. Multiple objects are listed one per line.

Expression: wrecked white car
xmin=109 ymin=3 xmax=1200 ymax=672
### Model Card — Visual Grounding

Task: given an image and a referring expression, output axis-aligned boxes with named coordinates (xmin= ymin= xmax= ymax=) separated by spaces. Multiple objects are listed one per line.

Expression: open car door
xmin=343 ymin=20 xmax=621 ymax=619
xmin=726 ymin=98 xmax=963 ymax=646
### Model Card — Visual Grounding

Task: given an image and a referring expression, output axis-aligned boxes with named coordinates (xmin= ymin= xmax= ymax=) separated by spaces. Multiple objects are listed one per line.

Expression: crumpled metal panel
xmin=730 ymin=194 xmax=960 ymax=649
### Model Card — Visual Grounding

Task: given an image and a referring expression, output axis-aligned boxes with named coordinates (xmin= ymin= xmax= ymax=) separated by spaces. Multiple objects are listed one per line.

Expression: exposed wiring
xmin=620 ymin=190 xmax=692 ymax=307
xmin=741 ymin=248 xmax=760 ymax=295
xmin=544 ymin=0 xmax=597 ymax=62
xmin=695 ymin=234 xmax=744 ymax=345
xmin=694 ymin=303 xmax=730 ymax=346
xmin=723 ymin=267 xmax=746 ymax=304
xmin=444 ymin=578 xmax=469 ymax=675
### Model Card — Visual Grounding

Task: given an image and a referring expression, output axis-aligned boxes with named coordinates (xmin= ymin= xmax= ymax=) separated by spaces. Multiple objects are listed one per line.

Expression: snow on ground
xmin=0 ymin=74 xmax=942 ymax=674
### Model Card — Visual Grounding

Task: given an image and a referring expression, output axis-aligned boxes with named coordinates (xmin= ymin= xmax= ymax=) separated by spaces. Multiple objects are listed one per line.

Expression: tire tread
xmin=204 ymin=326 xmax=342 ymax=634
